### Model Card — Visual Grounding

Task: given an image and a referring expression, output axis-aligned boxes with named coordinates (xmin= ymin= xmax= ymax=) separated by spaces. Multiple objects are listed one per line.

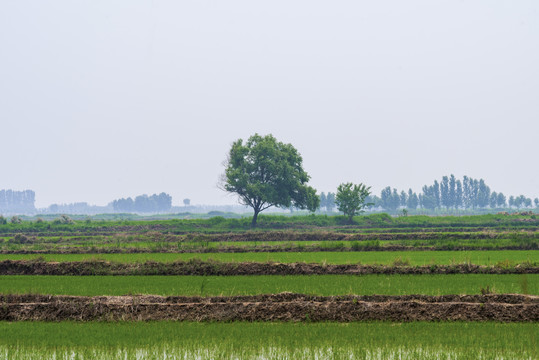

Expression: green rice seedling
xmin=0 ymin=322 xmax=535 ymax=360
xmin=0 ymin=274 xmax=536 ymax=296
xmin=0 ymin=250 xmax=536 ymax=266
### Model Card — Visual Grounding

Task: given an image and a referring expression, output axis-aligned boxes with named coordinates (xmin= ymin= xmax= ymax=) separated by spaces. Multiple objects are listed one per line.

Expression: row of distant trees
xmin=0 ymin=189 xmax=181 ymax=215
xmin=0 ymin=190 xmax=36 ymax=213
xmin=319 ymin=175 xmax=538 ymax=212
xmin=111 ymin=193 xmax=172 ymax=213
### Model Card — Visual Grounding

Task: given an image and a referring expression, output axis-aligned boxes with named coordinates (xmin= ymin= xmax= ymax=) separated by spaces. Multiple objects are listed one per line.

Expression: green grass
xmin=1 ymin=250 xmax=536 ymax=265
xmin=0 ymin=274 xmax=535 ymax=296
xmin=0 ymin=322 xmax=535 ymax=359
xmin=1 ymin=213 xmax=537 ymax=235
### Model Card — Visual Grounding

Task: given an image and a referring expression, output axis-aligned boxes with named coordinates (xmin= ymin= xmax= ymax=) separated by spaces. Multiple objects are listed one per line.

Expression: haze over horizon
xmin=1 ymin=1 xmax=537 ymax=208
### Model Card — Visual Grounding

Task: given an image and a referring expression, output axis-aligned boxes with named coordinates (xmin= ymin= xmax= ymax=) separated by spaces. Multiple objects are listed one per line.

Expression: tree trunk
xmin=251 ymin=210 xmax=259 ymax=228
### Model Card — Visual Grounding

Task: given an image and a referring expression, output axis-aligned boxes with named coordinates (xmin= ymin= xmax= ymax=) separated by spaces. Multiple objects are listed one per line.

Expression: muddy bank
xmin=1 ymin=293 xmax=537 ymax=322
xmin=2 ymin=245 xmax=536 ymax=255
xmin=3 ymin=293 xmax=537 ymax=304
xmin=180 ymin=230 xmax=539 ymax=243
xmin=6 ymin=230 xmax=538 ymax=244
xmin=0 ymin=260 xmax=537 ymax=276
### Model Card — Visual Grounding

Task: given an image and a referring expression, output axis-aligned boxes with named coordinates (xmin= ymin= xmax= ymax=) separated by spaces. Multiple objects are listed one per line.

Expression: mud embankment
xmin=0 ymin=260 xmax=536 ymax=276
xmin=1 ymin=293 xmax=537 ymax=322
xmin=2 ymin=244 xmax=536 ymax=255
xmin=4 ymin=244 xmax=538 ymax=255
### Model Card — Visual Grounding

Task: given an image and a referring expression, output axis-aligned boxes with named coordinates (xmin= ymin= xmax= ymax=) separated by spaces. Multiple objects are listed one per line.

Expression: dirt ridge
xmin=0 ymin=260 xmax=536 ymax=276
xmin=1 ymin=293 xmax=537 ymax=322
xmin=2 ymin=245 xmax=536 ymax=254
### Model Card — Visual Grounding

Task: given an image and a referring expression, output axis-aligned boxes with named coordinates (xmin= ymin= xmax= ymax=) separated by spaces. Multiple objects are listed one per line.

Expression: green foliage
xmin=0 ymin=213 xmax=536 ymax=235
xmin=9 ymin=234 xmax=31 ymax=244
xmin=0 ymin=216 xmax=6 ymax=225
xmin=222 ymin=134 xmax=319 ymax=227
xmin=10 ymin=216 xmax=22 ymax=224
xmin=53 ymin=214 xmax=74 ymax=225
xmin=1 ymin=274 xmax=535 ymax=296
xmin=335 ymin=183 xmax=372 ymax=222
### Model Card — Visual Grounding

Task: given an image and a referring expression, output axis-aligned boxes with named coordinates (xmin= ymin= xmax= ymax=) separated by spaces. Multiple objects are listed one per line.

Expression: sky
xmin=0 ymin=1 xmax=538 ymax=208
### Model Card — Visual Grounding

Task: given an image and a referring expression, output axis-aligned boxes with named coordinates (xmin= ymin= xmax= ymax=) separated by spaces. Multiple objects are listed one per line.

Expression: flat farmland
xmin=1 ymin=274 xmax=536 ymax=296
xmin=0 ymin=249 xmax=536 ymax=265
xmin=0 ymin=322 xmax=536 ymax=360
xmin=1 ymin=213 xmax=537 ymax=359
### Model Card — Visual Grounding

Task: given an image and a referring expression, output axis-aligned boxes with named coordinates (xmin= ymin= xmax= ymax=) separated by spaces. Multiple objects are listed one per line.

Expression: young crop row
xmin=1 ymin=249 xmax=535 ymax=266
xmin=1 ymin=274 xmax=536 ymax=296
xmin=0 ymin=322 xmax=536 ymax=359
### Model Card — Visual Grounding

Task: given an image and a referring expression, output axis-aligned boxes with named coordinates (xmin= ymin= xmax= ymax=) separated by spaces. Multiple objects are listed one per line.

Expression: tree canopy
xmin=222 ymin=133 xmax=319 ymax=227
xmin=335 ymin=182 xmax=372 ymax=222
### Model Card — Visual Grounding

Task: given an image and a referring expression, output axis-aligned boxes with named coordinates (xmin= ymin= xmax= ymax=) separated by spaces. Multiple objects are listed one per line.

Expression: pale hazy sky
xmin=1 ymin=1 xmax=538 ymax=208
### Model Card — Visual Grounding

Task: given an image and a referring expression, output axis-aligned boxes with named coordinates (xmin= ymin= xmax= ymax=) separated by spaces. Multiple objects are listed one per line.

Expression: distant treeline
xmin=46 ymin=203 xmax=111 ymax=215
xmin=0 ymin=190 xmax=35 ymax=213
xmin=320 ymin=175 xmax=538 ymax=212
xmin=111 ymin=193 xmax=172 ymax=213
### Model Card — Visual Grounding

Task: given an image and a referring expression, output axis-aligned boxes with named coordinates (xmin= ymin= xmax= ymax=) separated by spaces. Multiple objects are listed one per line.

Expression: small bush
xmin=10 ymin=234 xmax=30 ymax=244
xmin=53 ymin=215 xmax=74 ymax=225
xmin=10 ymin=216 xmax=22 ymax=224
xmin=495 ymin=259 xmax=513 ymax=269
xmin=391 ymin=256 xmax=411 ymax=266
xmin=0 ymin=216 xmax=6 ymax=225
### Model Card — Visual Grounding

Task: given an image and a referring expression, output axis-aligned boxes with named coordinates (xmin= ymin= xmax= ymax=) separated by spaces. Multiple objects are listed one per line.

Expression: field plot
xmin=0 ymin=214 xmax=537 ymax=359
xmin=1 ymin=249 xmax=537 ymax=265
xmin=1 ymin=274 xmax=536 ymax=296
xmin=0 ymin=322 xmax=536 ymax=360
xmin=2 ymin=230 xmax=537 ymax=254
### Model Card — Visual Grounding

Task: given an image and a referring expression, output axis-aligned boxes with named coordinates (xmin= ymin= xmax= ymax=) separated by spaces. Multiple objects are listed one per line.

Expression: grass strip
xmin=0 ymin=322 xmax=536 ymax=359
xmin=0 ymin=250 xmax=536 ymax=265
xmin=0 ymin=274 xmax=536 ymax=296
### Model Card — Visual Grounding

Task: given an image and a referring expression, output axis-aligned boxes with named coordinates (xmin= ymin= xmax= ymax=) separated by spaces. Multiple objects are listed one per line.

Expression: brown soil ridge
xmin=2 ymin=245 xmax=536 ymax=255
xmin=1 ymin=293 xmax=537 ymax=322
xmin=7 ymin=230 xmax=538 ymax=243
xmin=0 ymin=260 xmax=537 ymax=276
xmin=180 ymin=230 xmax=539 ymax=243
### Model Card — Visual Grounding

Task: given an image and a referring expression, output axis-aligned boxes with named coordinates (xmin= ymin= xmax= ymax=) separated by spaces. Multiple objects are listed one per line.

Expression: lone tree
xmin=222 ymin=133 xmax=319 ymax=227
xmin=335 ymin=182 xmax=373 ymax=223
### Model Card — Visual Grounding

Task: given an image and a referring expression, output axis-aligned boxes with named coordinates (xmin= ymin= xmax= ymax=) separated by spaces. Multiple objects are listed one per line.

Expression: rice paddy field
xmin=0 ymin=249 xmax=537 ymax=265
xmin=2 ymin=274 xmax=536 ymax=296
xmin=1 ymin=213 xmax=537 ymax=359
xmin=1 ymin=322 xmax=536 ymax=360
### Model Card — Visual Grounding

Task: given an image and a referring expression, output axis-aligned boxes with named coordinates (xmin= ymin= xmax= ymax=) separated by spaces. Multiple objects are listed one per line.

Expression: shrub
xmin=53 ymin=215 xmax=74 ymax=225
xmin=0 ymin=216 xmax=6 ymax=225
xmin=10 ymin=216 xmax=22 ymax=224
xmin=10 ymin=234 xmax=30 ymax=244
xmin=391 ymin=256 xmax=411 ymax=266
